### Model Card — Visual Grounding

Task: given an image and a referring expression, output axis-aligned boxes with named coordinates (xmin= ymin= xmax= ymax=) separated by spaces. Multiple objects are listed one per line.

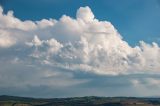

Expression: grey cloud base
xmin=0 ymin=6 xmax=160 ymax=97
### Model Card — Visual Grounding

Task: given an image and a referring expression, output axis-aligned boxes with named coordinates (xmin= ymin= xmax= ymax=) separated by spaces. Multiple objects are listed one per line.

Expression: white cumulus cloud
xmin=0 ymin=6 xmax=160 ymax=76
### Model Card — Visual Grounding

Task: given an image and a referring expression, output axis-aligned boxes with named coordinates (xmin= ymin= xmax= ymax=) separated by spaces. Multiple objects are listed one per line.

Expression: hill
xmin=0 ymin=95 xmax=160 ymax=106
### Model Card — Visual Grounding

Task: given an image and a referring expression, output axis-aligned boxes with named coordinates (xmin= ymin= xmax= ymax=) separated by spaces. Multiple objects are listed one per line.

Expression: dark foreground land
xmin=0 ymin=95 xmax=160 ymax=106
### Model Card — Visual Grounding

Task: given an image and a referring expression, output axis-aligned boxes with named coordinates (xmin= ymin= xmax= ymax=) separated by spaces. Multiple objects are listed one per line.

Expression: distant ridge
xmin=0 ymin=95 xmax=160 ymax=106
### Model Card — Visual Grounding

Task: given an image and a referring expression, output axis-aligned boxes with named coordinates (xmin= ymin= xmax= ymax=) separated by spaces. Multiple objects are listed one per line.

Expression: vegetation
xmin=0 ymin=95 xmax=160 ymax=106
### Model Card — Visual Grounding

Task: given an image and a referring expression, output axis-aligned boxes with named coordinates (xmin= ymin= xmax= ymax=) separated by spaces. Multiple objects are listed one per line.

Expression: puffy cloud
xmin=36 ymin=19 xmax=56 ymax=29
xmin=27 ymin=35 xmax=63 ymax=59
xmin=0 ymin=7 xmax=36 ymax=31
xmin=0 ymin=29 xmax=16 ymax=48
xmin=76 ymin=6 xmax=95 ymax=22
xmin=0 ymin=6 xmax=160 ymax=97
xmin=0 ymin=6 xmax=160 ymax=75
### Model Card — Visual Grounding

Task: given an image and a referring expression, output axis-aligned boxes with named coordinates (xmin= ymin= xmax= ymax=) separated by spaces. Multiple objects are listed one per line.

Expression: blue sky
xmin=0 ymin=0 xmax=160 ymax=97
xmin=1 ymin=0 xmax=160 ymax=46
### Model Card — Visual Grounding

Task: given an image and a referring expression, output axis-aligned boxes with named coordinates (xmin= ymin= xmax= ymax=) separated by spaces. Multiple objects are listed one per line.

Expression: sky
xmin=1 ymin=0 xmax=160 ymax=46
xmin=0 ymin=0 xmax=160 ymax=97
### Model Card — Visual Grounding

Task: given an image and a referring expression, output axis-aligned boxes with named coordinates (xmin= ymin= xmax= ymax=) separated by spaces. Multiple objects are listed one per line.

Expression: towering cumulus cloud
xmin=0 ymin=6 xmax=160 ymax=75
xmin=1 ymin=5 xmax=160 ymax=97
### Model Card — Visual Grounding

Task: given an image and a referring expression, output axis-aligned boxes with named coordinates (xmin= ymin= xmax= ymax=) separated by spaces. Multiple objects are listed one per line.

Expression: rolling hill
xmin=0 ymin=95 xmax=160 ymax=106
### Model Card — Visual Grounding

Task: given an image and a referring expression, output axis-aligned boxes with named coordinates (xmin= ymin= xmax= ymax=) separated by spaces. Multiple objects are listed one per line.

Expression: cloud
xmin=0 ymin=6 xmax=160 ymax=75
xmin=0 ymin=29 xmax=16 ymax=48
xmin=76 ymin=6 xmax=95 ymax=22
xmin=0 ymin=6 xmax=160 ymax=97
